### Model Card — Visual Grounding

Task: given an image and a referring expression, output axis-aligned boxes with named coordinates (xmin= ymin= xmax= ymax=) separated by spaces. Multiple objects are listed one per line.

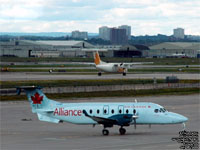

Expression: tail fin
xmin=17 ymin=86 xmax=55 ymax=113
xmin=94 ymin=51 xmax=101 ymax=65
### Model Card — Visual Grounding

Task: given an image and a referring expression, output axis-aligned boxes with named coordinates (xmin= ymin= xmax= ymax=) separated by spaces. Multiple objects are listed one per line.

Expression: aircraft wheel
xmin=98 ymin=72 xmax=102 ymax=76
xmin=102 ymin=129 xmax=109 ymax=136
xmin=123 ymin=72 xmax=126 ymax=76
xmin=119 ymin=127 xmax=126 ymax=135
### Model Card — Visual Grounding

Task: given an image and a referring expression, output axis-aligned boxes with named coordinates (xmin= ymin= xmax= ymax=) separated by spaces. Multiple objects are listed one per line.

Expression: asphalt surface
xmin=1 ymin=72 xmax=200 ymax=81
xmin=1 ymin=94 xmax=199 ymax=150
xmin=2 ymin=65 xmax=200 ymax=70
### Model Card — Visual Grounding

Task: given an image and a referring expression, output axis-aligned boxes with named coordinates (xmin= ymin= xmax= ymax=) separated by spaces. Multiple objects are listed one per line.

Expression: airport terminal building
xmin=0 ymin=40 xmax=150 ymax=58
xmin=148 ymin=42 xmax=200 ymax=58
xmin=1 ymin=40 xmax=200 ymax=58
xmin=0 ymin=40 xmax=94 ymax=57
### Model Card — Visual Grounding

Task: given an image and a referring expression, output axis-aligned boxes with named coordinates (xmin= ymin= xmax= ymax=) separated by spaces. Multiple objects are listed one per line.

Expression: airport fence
xmin=0 ymin=83 xmax=199 ymax=96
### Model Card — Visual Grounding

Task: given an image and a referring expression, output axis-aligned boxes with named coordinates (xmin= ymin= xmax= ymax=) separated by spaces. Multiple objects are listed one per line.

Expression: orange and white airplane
xmin=94 ymin=52 xmax=153 ymax=76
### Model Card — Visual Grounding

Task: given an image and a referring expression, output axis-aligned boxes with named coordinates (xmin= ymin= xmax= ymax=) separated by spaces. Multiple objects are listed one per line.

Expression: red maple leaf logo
xmin=31 ymin=92 xmax=43 ymax=104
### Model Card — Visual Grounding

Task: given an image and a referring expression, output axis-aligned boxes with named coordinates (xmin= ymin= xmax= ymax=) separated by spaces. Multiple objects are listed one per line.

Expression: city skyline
xmin=0 ymin=0 xmax=199 ymax=36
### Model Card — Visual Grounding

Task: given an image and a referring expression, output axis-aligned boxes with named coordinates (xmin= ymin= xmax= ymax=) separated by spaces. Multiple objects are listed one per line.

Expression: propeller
xmin=132 ymin=109 xmax=138 ymax=129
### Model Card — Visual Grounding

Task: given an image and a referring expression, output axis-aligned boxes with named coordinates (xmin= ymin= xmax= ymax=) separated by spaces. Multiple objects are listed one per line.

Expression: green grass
xmin=0 ymin=79 xmax=199 ymax=89
xmin=0 ymin=64 xmax=91 ymax=68
xmin=0 ymin=68 xmax=97 ymax=72
xmin=1 ymin=87 xmax=199 ymax=101
xmin=0 ymin=79 xmax=166 ymax=89
xmin=128 ymin=68 xmax=200 ymax=73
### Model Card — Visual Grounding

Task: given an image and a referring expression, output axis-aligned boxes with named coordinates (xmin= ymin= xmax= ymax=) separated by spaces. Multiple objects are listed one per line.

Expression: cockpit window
xmin=160 ymin=108 xmax=167 ymax=112
xmin=155 ymin=108 xmax=167 ymax=113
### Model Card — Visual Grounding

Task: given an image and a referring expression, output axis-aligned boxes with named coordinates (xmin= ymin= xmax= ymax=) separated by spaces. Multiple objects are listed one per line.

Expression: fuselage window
xmin=97 ymin=109 xmax=100 ymax=114
xmin=154 ymin=109 xmax=158 ymax=113
xmin=119 ymin=109 xmax=122 ymax=114
xmin=126 ymin=109 xmax=129 ymax=114
xmin=90 ymin=109 xmax=92 ymax=114
xmin=111 ymin=109 xmax=114 ymax=114
xmin=104 ymin=109 xmax=107 ymax=114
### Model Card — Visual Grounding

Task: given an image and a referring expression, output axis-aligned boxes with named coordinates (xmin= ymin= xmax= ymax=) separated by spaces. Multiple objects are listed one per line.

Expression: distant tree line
xmin=0 ymin=34 xmax=199 ymax=46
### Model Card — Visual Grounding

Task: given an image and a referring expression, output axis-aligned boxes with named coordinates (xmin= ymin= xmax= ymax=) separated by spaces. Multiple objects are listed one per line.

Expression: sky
xmin=0 ymin=0 xmax=199 ymax=36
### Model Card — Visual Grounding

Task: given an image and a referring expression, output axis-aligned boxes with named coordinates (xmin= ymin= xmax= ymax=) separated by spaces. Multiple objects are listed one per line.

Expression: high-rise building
xmin=110 ymin=28 xmax=128 ymax=45
xmin=118 ymin=25 xmax=131 ymax=40
xmin=173 ymin=28 xmax=185 ymax=39
xmin=71 ymin=30 xmax=88 ymax=39
xmin=99 ymin=26 xmax=111 ymax=41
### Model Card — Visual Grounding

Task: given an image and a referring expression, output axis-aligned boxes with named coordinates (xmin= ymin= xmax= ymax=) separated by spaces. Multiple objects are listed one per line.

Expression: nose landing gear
xmin=182 ymin=123 xmax=186 ymax=130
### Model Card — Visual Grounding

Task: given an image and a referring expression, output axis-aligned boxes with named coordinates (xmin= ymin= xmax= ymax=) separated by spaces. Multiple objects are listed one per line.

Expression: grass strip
xmin=1 ymin=79 xmax=199 ymax=89
xmin=1 ymin=87 xmax=199 ymax=101
xmin=0 ymin=64 xmax=91 ymax=68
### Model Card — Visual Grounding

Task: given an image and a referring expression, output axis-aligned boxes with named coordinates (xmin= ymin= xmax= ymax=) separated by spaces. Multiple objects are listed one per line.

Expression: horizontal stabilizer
xmin=37 ymin=113 xmax=60 ymax=123
xmin=35 ymin=109 xmax=54 ymax=114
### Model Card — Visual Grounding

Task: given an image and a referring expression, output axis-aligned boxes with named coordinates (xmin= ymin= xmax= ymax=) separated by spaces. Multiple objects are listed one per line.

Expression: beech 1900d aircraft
xmin=17 ymin=86 xmax=188 ymax=136
xmin=94 ymin=51 xmax=153 ymax=76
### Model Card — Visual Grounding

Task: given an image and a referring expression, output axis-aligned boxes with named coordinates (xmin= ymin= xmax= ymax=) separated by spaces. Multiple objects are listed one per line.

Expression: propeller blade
xmin=134 ymin=118 xmax=136 ymax=129
xmin=149 ymin=124 xmax=151 ymax=129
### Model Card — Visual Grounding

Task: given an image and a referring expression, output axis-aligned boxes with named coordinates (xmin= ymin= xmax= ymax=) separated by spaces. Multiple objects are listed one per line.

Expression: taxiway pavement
xmin=1 ymin=72 xmax=199 ymax=81
xmin=1 ymin=94 xmax=199 ymax=150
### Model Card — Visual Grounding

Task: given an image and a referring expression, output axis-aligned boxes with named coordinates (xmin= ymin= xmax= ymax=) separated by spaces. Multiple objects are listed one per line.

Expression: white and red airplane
xmin=94 ymin=52 xmax=153 ymax=76
xmin=17 ymin=86 xmax=188 ymax=136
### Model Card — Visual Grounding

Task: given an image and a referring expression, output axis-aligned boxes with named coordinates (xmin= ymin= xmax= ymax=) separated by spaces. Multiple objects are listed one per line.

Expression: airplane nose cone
xmin=180 ymin=116 xmax=188 ymax=123
xmin=169 ymin=112 xmax=188 ymax=123
xmin=174 ymin=114 xmax=188 ymax=123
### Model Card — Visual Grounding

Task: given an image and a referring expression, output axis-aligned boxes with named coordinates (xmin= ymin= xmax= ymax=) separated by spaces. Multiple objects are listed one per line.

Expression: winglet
xmin=94 ymin=51 xmax=101 ymax=65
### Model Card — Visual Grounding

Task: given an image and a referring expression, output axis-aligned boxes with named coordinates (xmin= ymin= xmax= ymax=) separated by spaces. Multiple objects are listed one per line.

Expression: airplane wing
xmin=83 ymin=110 xmax=117 ymax=124
xmin=113 ymin=62 xmax=154 ymax=68
xmin=68 ymin=62 xmax=95 ymax=66
xmin=35 ymin=109 xmax=54 ymax=114
xmin=83 ymin=110 xmax=133 ymax=126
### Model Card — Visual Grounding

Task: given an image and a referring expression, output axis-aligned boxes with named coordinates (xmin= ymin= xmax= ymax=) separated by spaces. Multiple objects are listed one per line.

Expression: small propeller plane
xmin=94 ymin=51 xmax=153 ymax=76
xmin=17 ymin=86 xmax=188 ymax=136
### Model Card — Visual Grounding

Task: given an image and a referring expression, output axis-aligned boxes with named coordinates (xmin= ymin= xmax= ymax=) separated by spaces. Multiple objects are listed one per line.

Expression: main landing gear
xmin=119 ymin=127 xmax=126 ymax=135
xmin=102 ymin=129 xmax=109 ymax=135
xmin=122 ymin=72 xmax=126 ymax=76
xmin=98 ymin=72 xmax=102 ymax=76
xmin=102 ymin=127 xmax=126 ymax=136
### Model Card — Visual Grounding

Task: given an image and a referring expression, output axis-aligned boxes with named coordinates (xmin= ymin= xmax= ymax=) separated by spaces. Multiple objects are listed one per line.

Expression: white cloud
xmin=0 ymin=0 xmax=199 ymax=35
